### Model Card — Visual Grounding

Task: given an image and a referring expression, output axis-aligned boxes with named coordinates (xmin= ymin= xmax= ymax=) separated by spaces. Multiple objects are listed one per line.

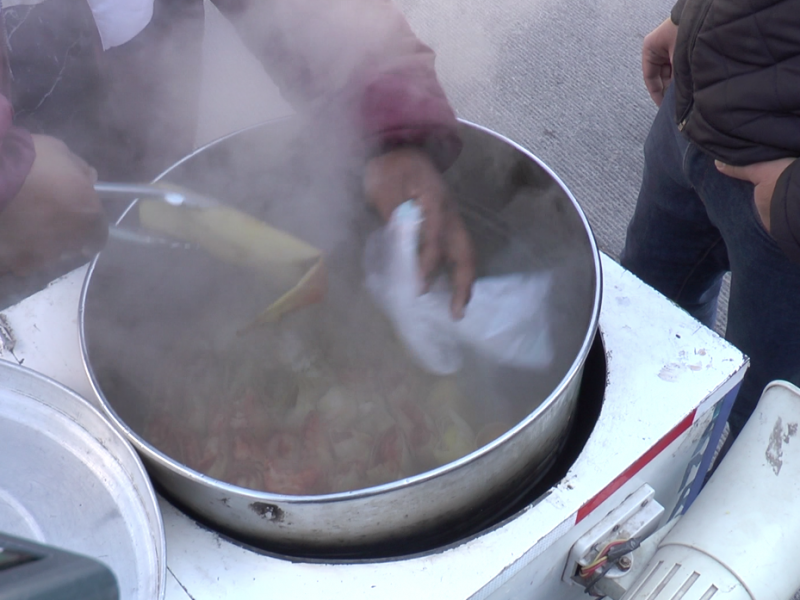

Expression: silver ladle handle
xmin=94 ymin=182 xmax=204 ymax=249
xmin=94 ymin=181 xmax=218 ymax=208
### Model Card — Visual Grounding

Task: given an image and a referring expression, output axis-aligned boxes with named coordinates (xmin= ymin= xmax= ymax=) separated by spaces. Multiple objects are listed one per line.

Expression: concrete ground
xmin=197 ymin=0 xmax=731 ymax=333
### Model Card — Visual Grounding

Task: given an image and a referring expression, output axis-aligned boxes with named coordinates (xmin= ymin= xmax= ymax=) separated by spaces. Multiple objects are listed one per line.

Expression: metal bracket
xmin=562 ymin=483 xmax=664 ymax=596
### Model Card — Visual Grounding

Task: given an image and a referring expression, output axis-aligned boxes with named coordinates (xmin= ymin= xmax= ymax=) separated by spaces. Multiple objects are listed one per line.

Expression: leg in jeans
xmin=620 ymin=84 xmax=729 ymax=329
xmin=623 ymin=85 xmax=800 ymax=435
xmin=685 ymin=144 xmax=800 ymax=434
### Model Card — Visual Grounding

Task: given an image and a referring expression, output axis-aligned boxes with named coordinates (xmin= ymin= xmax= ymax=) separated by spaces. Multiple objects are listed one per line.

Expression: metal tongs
xmin=94 ymin=180 xmax=327 ymax=333
xmin=96 ymin=181 xmax=216 ymax=249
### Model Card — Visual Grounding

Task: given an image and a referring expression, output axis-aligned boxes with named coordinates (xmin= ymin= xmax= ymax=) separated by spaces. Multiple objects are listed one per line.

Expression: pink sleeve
xmin=358 ymin=43 xmax=462 ymax=170
xmin=211 ymin=0 xmax=462 ymax=169
xmin=0 ymin=94 xmax=34 ymax=212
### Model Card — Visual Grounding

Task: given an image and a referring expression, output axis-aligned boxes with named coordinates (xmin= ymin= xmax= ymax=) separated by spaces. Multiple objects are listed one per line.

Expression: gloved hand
xmin=363 ymin=146 xmax=475 ymax=319
xmin=0 ymin=134 xmax=108 ymax=276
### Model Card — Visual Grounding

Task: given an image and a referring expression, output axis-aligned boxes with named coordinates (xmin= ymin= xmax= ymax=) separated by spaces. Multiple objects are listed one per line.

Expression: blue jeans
xmin=620 ymin=85 xmax=800 ymax=436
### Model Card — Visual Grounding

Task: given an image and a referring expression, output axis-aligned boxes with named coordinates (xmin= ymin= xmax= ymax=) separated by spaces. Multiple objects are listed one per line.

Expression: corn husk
xmin=138 ymin=201 xmax=321 ymax=272
xmin=237 ymin=257 xmax=327 ymax=334
xmin=138 ymin=200 xmax=326 ymax=329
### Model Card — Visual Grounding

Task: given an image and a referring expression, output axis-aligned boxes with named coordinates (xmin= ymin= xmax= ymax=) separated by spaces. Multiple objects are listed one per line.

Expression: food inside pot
xmin=145 ymin=308 xmax=512 ymax=495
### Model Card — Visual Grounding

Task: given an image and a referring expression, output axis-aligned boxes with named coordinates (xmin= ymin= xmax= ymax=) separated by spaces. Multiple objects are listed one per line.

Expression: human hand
xmin=0 ymin=134 xmax=107 ymax=276
xmin=363 ymin=147 xmax=475 ymax=319
xmin=715 ymin=157 xmax=797 ymax=232
xmin=642 ymin=18 xmax=679 ymax=106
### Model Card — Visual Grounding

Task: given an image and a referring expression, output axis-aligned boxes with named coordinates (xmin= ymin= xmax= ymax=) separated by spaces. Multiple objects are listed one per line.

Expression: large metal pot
xmin=79 ymin=119 xmax=601 ymax=554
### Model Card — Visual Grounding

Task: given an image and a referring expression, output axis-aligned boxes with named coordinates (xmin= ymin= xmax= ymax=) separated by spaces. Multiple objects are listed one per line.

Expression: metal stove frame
xmin=0 ymin=254 xmax=747 ymax=599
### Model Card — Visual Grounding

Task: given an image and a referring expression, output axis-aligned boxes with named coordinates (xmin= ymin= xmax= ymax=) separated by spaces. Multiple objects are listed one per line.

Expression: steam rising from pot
xmin=7 ymin=0 xmax=599 ymax=497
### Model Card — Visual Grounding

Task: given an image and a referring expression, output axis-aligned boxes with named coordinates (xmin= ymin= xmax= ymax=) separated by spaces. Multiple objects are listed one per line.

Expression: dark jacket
xmin=670 ymin=0 xmax=800 ymax=263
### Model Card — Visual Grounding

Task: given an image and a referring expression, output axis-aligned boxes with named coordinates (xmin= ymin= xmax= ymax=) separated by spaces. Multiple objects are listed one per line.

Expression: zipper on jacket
xmin=677 ymin=100 xmax=692 ymax=132
xmin=675 ymin=0 xmax=713 ymax=131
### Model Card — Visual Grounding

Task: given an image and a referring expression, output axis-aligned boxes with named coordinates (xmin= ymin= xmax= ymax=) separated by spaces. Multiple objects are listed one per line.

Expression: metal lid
xmin=0 ymin=360 xmax=166 ymax=600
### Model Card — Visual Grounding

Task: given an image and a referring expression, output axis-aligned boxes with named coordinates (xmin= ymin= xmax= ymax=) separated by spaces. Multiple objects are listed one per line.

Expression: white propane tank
xmin=623 ymin=381 xmax=800 ymax=600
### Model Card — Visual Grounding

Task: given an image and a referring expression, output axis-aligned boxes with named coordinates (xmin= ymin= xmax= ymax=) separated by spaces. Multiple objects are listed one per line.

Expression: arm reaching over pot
xmin=211 ymin=0 xmax=475 ymax=317
xmin=0 ymin=108 xmax=107 ymax=277
xmin=0 ymin=0 xmax=473 ymax=302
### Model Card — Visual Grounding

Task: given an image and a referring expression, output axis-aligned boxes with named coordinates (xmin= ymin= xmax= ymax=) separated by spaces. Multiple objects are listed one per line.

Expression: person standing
xmin=620 ymin=0 xmax=800 ymax=436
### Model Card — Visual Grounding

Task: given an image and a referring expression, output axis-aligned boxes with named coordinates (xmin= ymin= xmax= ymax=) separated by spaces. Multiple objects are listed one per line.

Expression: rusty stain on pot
xmin=249 ymin=501 xmax=284 ymax=522
xmin=765 ymin=417 xmax=798 ymax=475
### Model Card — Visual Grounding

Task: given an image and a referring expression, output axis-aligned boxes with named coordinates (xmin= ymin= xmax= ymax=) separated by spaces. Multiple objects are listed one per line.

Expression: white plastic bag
xmin=364 ymin=201 xmax=555 ymax=376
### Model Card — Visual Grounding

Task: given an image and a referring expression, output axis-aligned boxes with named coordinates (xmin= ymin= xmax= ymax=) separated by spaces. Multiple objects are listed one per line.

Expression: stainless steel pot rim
xmin=78 ymin=118 xmax=602 ymax=504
